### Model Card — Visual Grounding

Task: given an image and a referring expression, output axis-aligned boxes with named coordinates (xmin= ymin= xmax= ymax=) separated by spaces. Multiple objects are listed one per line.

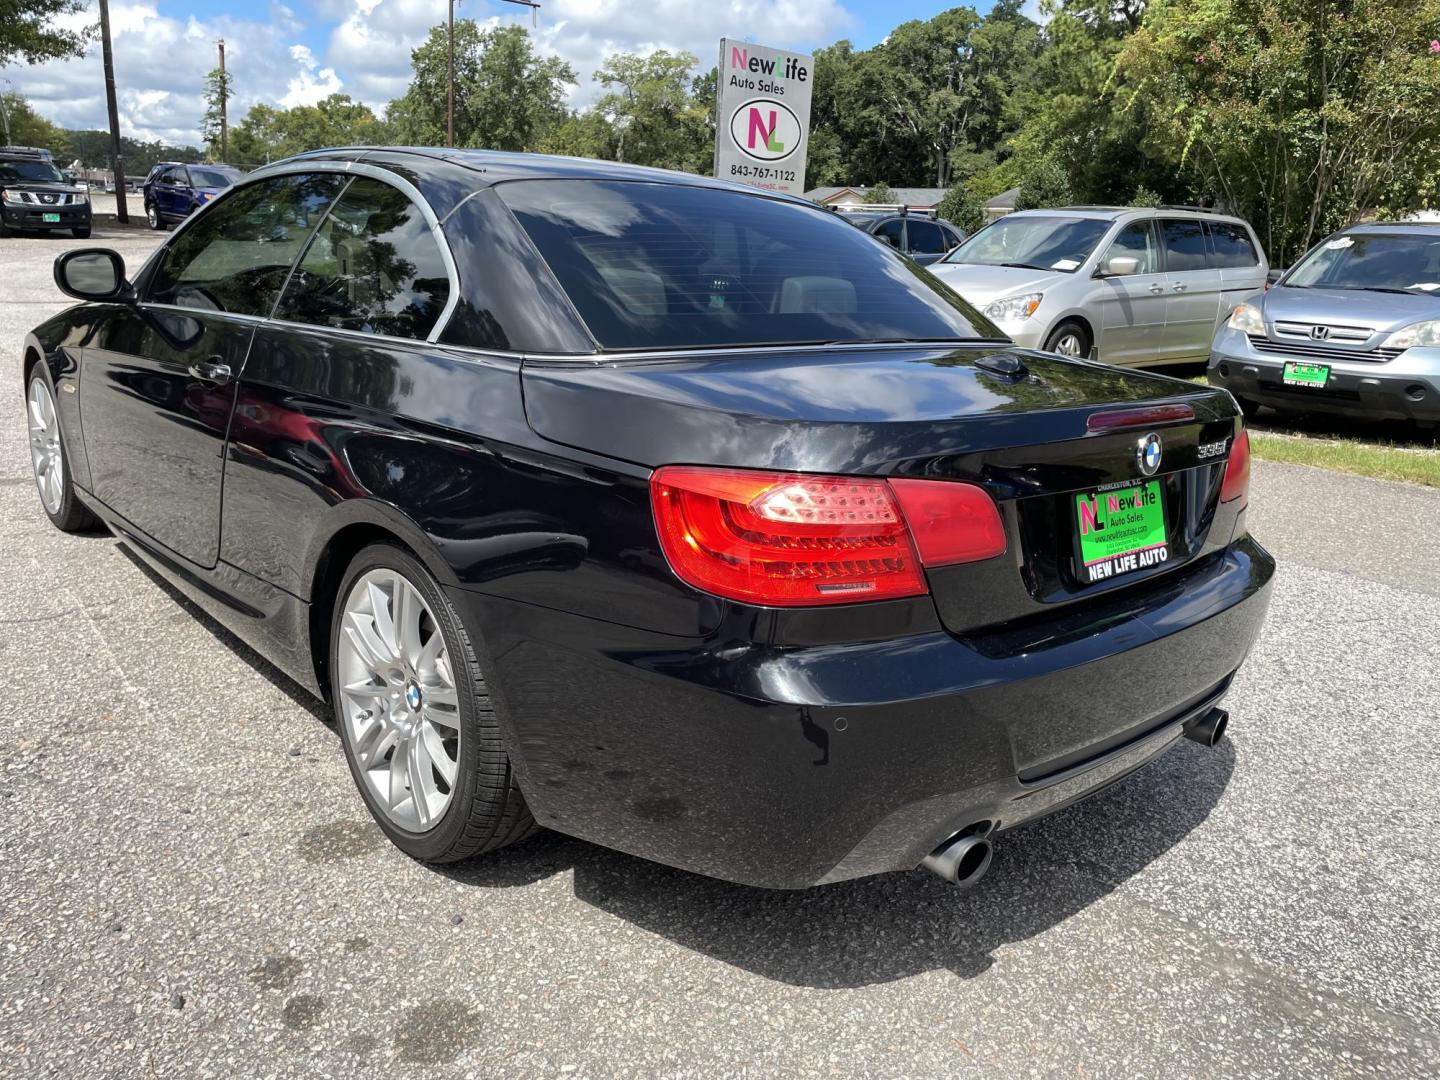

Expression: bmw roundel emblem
xmin=1137 ymin=432 xmax=1163 ymax=476
xmin=405 ymin=683 xmax=423 ymax=711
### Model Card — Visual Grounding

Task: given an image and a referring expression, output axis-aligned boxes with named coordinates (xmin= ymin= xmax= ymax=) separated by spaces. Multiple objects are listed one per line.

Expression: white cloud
xmin=279 ymin=44 xmax=343 ymax=108
xmin=0 ymin=0 xmax=859 ymax=146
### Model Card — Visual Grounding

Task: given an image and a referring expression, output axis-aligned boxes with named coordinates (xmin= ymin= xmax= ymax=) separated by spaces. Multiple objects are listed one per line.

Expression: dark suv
xmin=0 ymin=147 xmax=92 ymax=239
xmin=840 ymin=210 xmax=964 ymax=265
xmin=143 ymin=162 xmax=242 ymax=230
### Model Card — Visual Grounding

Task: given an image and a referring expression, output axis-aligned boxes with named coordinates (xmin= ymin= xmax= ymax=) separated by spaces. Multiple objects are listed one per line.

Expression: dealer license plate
xmin=42 ymin=213 xmax=61 ymax=223
xmin=1282 ymin=361 xmax=1329 ymax=388
xmin=1074 ymin=481 xmax=1169 ymax=585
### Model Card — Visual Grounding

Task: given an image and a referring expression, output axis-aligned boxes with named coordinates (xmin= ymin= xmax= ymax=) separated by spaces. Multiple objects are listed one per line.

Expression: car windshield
xmin=189 ymin=167 xmax=239 ymax=188
xmin=1284 ymin=233 xmax=1440 ymax=293
xmin=498 ymin=179 xmax=1000 ymax=351
xmin=0 ymin=159 xmax=64 ymax=184
xmin=942 ymin=215 xmax=1112 ymax=273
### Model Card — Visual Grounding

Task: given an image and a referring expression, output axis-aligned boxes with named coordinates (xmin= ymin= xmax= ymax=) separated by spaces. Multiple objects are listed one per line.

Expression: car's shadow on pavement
xmin=114 ymin=538 xmax=1236 ymax=990
xmin=442 ymin=741 xmax=1236 ymax=990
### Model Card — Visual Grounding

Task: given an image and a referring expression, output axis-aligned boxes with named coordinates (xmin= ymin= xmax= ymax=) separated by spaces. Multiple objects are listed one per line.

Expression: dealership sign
xmin=714 ymin=38 xmax=813 ymax=197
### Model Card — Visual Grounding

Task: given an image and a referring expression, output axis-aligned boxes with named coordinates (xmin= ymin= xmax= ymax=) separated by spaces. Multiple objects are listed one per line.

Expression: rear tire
xmin=1043 ymin=319 xmax=1092 ymax=359
xmin=330 ymin=543 xmax=537 ymax=863
xmin=26 ymin=368 xmax=99 ymax=533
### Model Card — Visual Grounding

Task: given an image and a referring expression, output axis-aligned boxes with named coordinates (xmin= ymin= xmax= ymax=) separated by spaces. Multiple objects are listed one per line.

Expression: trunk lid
xmin=522 ymin=343 xmax=1241 ymax=633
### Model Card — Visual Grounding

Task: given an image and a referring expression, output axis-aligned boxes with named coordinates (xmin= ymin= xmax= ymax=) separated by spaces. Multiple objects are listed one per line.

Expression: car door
xmin=78 ymin=173 xmax=344 ymax=566
xmin=155 ymin=167 xmax=184 ymax=218
xmin=1207 ymin=219 xmax=1266 ymax=317
xmin=1091 ymin=219 xmax=1169 ymax=366
xmin=1158 ymin=217 xmax=1224 ymax=362
xmin=905 ymin=219 xmax=948 ymax=265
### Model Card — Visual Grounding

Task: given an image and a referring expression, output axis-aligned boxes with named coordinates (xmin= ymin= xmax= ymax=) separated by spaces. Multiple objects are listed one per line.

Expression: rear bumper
xmin=453 ymin=536 xmax=1275 ymax=888
xmin=1209 ymin=327 xmax=1440 ymax=421
xmin=2 ymin=204 xmax=91 ymax=230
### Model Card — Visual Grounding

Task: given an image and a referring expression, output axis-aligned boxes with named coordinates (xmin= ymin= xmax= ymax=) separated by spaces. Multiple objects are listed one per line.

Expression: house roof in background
xmin=806 ymin=185 xmax=949 ymax=206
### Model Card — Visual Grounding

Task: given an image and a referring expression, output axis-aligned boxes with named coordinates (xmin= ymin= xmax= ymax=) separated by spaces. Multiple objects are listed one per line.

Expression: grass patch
xmin=1249 ymin=430 xmax=1440 ymax=488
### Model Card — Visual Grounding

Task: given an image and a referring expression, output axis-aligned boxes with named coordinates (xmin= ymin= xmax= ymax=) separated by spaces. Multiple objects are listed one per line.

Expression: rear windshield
xmin=1284 ymin=233 xmax=1440 ymax=293
xmin=943 ymin=215 xmax=1112 ymax=273
xmin=496 ymin=179 xmax=997 ymax=351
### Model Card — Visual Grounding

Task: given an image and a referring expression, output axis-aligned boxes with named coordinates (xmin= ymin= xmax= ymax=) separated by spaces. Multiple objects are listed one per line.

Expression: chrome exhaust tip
xmin=921 ymin=833 xmax=993 ymax=888
xmin=1185 ymin=707 xmax=1229 ymax=748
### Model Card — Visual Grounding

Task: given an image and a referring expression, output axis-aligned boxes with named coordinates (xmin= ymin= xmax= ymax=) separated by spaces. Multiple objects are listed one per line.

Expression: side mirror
xmin=54 ymin=249 xmax=134 ymax=303
xmin=1099 ymin=254 xmax=1141 ymax=278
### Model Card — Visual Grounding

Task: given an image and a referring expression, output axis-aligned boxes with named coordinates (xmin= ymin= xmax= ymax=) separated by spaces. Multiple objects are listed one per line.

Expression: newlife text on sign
xmin=714 ymin=38 xmax=815 ymax=197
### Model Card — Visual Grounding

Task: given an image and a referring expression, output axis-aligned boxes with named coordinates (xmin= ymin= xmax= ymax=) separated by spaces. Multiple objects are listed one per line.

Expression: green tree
xmin=536 ymin=110 xmax=615 ymax=160
xmin=230 ymin=95 xmax=388 ymax=165
xmin=1113 ymin=0 xmax=1440 ymax=263
xmin=865 ymin=181 xmax=897 ymax=204
xmin=65 ymin=130 xmax=201 ymax=171
xmin=593 ymin=50 xmax=710 ymax=170
xmin=0 ymin=0 xmax=90 ymax=68
xmin=0 ymin=93 xmax=66 ymax=153
xmin=200 ymin=66 xmax=233 ymax=162
xmin=1014 ymin=157 xmax=1074 ymax=209
xmin=389 ymin=23 xmax=574 ymax=151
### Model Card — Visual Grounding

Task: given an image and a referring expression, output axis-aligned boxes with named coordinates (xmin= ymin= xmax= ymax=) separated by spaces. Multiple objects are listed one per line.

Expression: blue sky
xmin=1 ymin=0 xmax=1010 ymax=148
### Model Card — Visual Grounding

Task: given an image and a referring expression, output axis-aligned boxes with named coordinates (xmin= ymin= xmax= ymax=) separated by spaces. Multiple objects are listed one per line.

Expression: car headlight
xmin=1226 ymin=303 xmax=1265 ymax=334
xmin=1383 ymin=320 xmax=1440 ymax=350
xmin=1 ymin=190 xmax=29 ymax=205
xmin=71 ymin=192 xmax=89 ymax=205
xmin=983 ymin=292 xmax=1043 ymax=323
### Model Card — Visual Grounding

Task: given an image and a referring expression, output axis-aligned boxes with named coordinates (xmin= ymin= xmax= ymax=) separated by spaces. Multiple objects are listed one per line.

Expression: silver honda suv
xmin=1208 ymin=222 xmax=1440 ymax=425
xmin=930 ymin=206 xmax=1268 ymax=366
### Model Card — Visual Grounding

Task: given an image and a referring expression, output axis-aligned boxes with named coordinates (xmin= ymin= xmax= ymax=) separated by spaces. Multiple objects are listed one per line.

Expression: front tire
xmin=26 ymin=369 xmax=99 ymax=532
xmin=1043 ymin=319 xmax=1093 ymax=359
xmin=146 ymin=204 xmax=165 ymax=231
xmin=330 ymin=544 xmax=537 ymax=863
xmin=72 ymin=226 xmax=91 ymax=239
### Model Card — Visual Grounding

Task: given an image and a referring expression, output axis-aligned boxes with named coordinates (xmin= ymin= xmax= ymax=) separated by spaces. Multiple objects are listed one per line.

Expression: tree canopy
xmin=0 ymin=0 xmax=90 ymax=69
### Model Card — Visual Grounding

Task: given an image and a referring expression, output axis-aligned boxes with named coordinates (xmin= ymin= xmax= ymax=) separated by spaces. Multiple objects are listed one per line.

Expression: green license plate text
xmin=1075 ymin=481 xmax=1169 ymax=584
xmin=1282 ymin=362 xmax=1330 ymax=387
xmin=42 ymin=213 xmax=61 ymax=223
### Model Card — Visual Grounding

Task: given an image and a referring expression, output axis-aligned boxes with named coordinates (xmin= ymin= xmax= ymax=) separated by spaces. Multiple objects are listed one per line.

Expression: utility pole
xmin=217 ymin=39 xmax=228 ymax=162
xmin=446 ymin=0 xmax=455 ymax=147
xmin=98 ymin=0 xmax=128 ymax=223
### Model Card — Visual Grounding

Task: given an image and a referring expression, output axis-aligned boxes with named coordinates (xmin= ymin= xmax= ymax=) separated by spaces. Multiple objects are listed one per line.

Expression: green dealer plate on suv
xmin=1282 ymin=361 xmax=1329 ymax=388
xmin=42 ymin=213 xmax=61 ymax=223
xmin=1074 ymin=481 xmax=1169 ymax=585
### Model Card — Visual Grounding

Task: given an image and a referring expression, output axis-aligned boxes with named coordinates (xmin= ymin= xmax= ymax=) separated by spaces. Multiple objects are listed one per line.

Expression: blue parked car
xmin=142 ymin=162 xmax=242 ymax=230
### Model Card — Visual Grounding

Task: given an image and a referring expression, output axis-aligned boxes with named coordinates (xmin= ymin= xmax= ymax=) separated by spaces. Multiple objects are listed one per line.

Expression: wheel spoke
xmin=345 ymin=611 xmax=393 ymax=674
xmin=407 ymin=738 xmax=433 ymax=827
xmin=353 ymin=715 xmax=390 ymax=768
xmin=415 ymin=626 xmax=443 ymax=676
xmin=393 ymin=580 xmax=424 ymax=669
xmin=422 ymin=723 xmax=456 ymax=785
xmin=367 ymin=580 xmax=399 ymax=659
xmin=422 ymin=684 xmax=458 ymax=711
xmin=388 ymin=742 xmax=409 ymax=809
xmin=342 ymin=678 xmax=390 ymax=702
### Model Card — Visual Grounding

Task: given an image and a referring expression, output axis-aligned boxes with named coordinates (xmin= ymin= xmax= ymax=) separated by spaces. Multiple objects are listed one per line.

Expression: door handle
xmin=1148 ymin=283 xmax=1165 ymax=294
xmin=1172 ymin=283 xmax=1188 ymax=293
xmin=189 ymin=358 xmax=234 ymax=385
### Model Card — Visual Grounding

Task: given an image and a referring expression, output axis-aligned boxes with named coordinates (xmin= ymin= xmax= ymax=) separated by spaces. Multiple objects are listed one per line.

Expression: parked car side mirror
xmin=54 ymin=249 xmax=135 ymax=303
xmin=1098 ymin=254 xmax=1141 ymax=278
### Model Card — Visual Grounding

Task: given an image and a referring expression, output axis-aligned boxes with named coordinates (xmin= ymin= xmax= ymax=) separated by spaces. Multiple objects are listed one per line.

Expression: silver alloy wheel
xmin=147 ymin=205 xmax=158 ymax=228
xmin=27 ymin=377 xmax=64 ymax=515
xmin=337 ymin=568 xmax=462 ymax=832
xmin=1051 ymin=331 xmax=1085 ymax=357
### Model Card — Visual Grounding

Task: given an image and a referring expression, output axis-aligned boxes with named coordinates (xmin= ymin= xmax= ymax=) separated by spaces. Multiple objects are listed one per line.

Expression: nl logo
xmin=729 ymin=99 xmax=803 ymax=162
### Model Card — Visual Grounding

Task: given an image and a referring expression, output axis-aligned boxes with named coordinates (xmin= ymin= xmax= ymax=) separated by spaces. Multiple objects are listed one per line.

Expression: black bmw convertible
xmin=23 ymin=149 xmax=1273 ymax=889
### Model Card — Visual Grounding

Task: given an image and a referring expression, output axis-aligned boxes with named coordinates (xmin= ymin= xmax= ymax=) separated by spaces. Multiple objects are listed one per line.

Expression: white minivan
xmin=929 ymin=207 xmax=1268 ymax=366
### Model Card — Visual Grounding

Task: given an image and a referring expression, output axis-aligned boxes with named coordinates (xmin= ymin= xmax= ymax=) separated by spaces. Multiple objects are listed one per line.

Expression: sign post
xmin=714 ymin=38 xmax=813 ymax=197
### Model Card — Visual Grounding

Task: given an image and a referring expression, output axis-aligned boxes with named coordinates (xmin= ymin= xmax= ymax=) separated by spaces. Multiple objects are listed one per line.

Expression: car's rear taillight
xmin=1220 ymin=427 xmax=1251 ymax=504
xmin=650 ymin=466 xmax=1005 ymax=607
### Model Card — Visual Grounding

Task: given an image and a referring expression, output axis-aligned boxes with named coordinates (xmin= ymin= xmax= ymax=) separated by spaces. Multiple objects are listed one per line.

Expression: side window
xmin=940 ymin=225 xmax=962 ymax=250
xmin=147 ymin=173 xmax=344 ymax=316
xmin=172 ymin=167 xmax=192 ymax=188
xmin=1207 ymin=221 xmax=1260 ymax=268
xmin=275 ymin=177 xmax=452 ymax=340
xmin=873 ymin=219 xmax=904 ymax=249
xmin=907 ymin=219 xmax=946 ymax=255
xmin=1102 ymin=221 xmax=1159 ymax=274
xmin=1161 ymin=219 xmax=1210 ymax=272
xmin=159 ymin=168 xmax=181 ymax=187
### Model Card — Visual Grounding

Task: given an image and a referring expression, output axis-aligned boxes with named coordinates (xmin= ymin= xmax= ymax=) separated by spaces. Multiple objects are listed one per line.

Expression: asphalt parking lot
xmin=2 ymin=227 xmax=1438 ymax=1078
